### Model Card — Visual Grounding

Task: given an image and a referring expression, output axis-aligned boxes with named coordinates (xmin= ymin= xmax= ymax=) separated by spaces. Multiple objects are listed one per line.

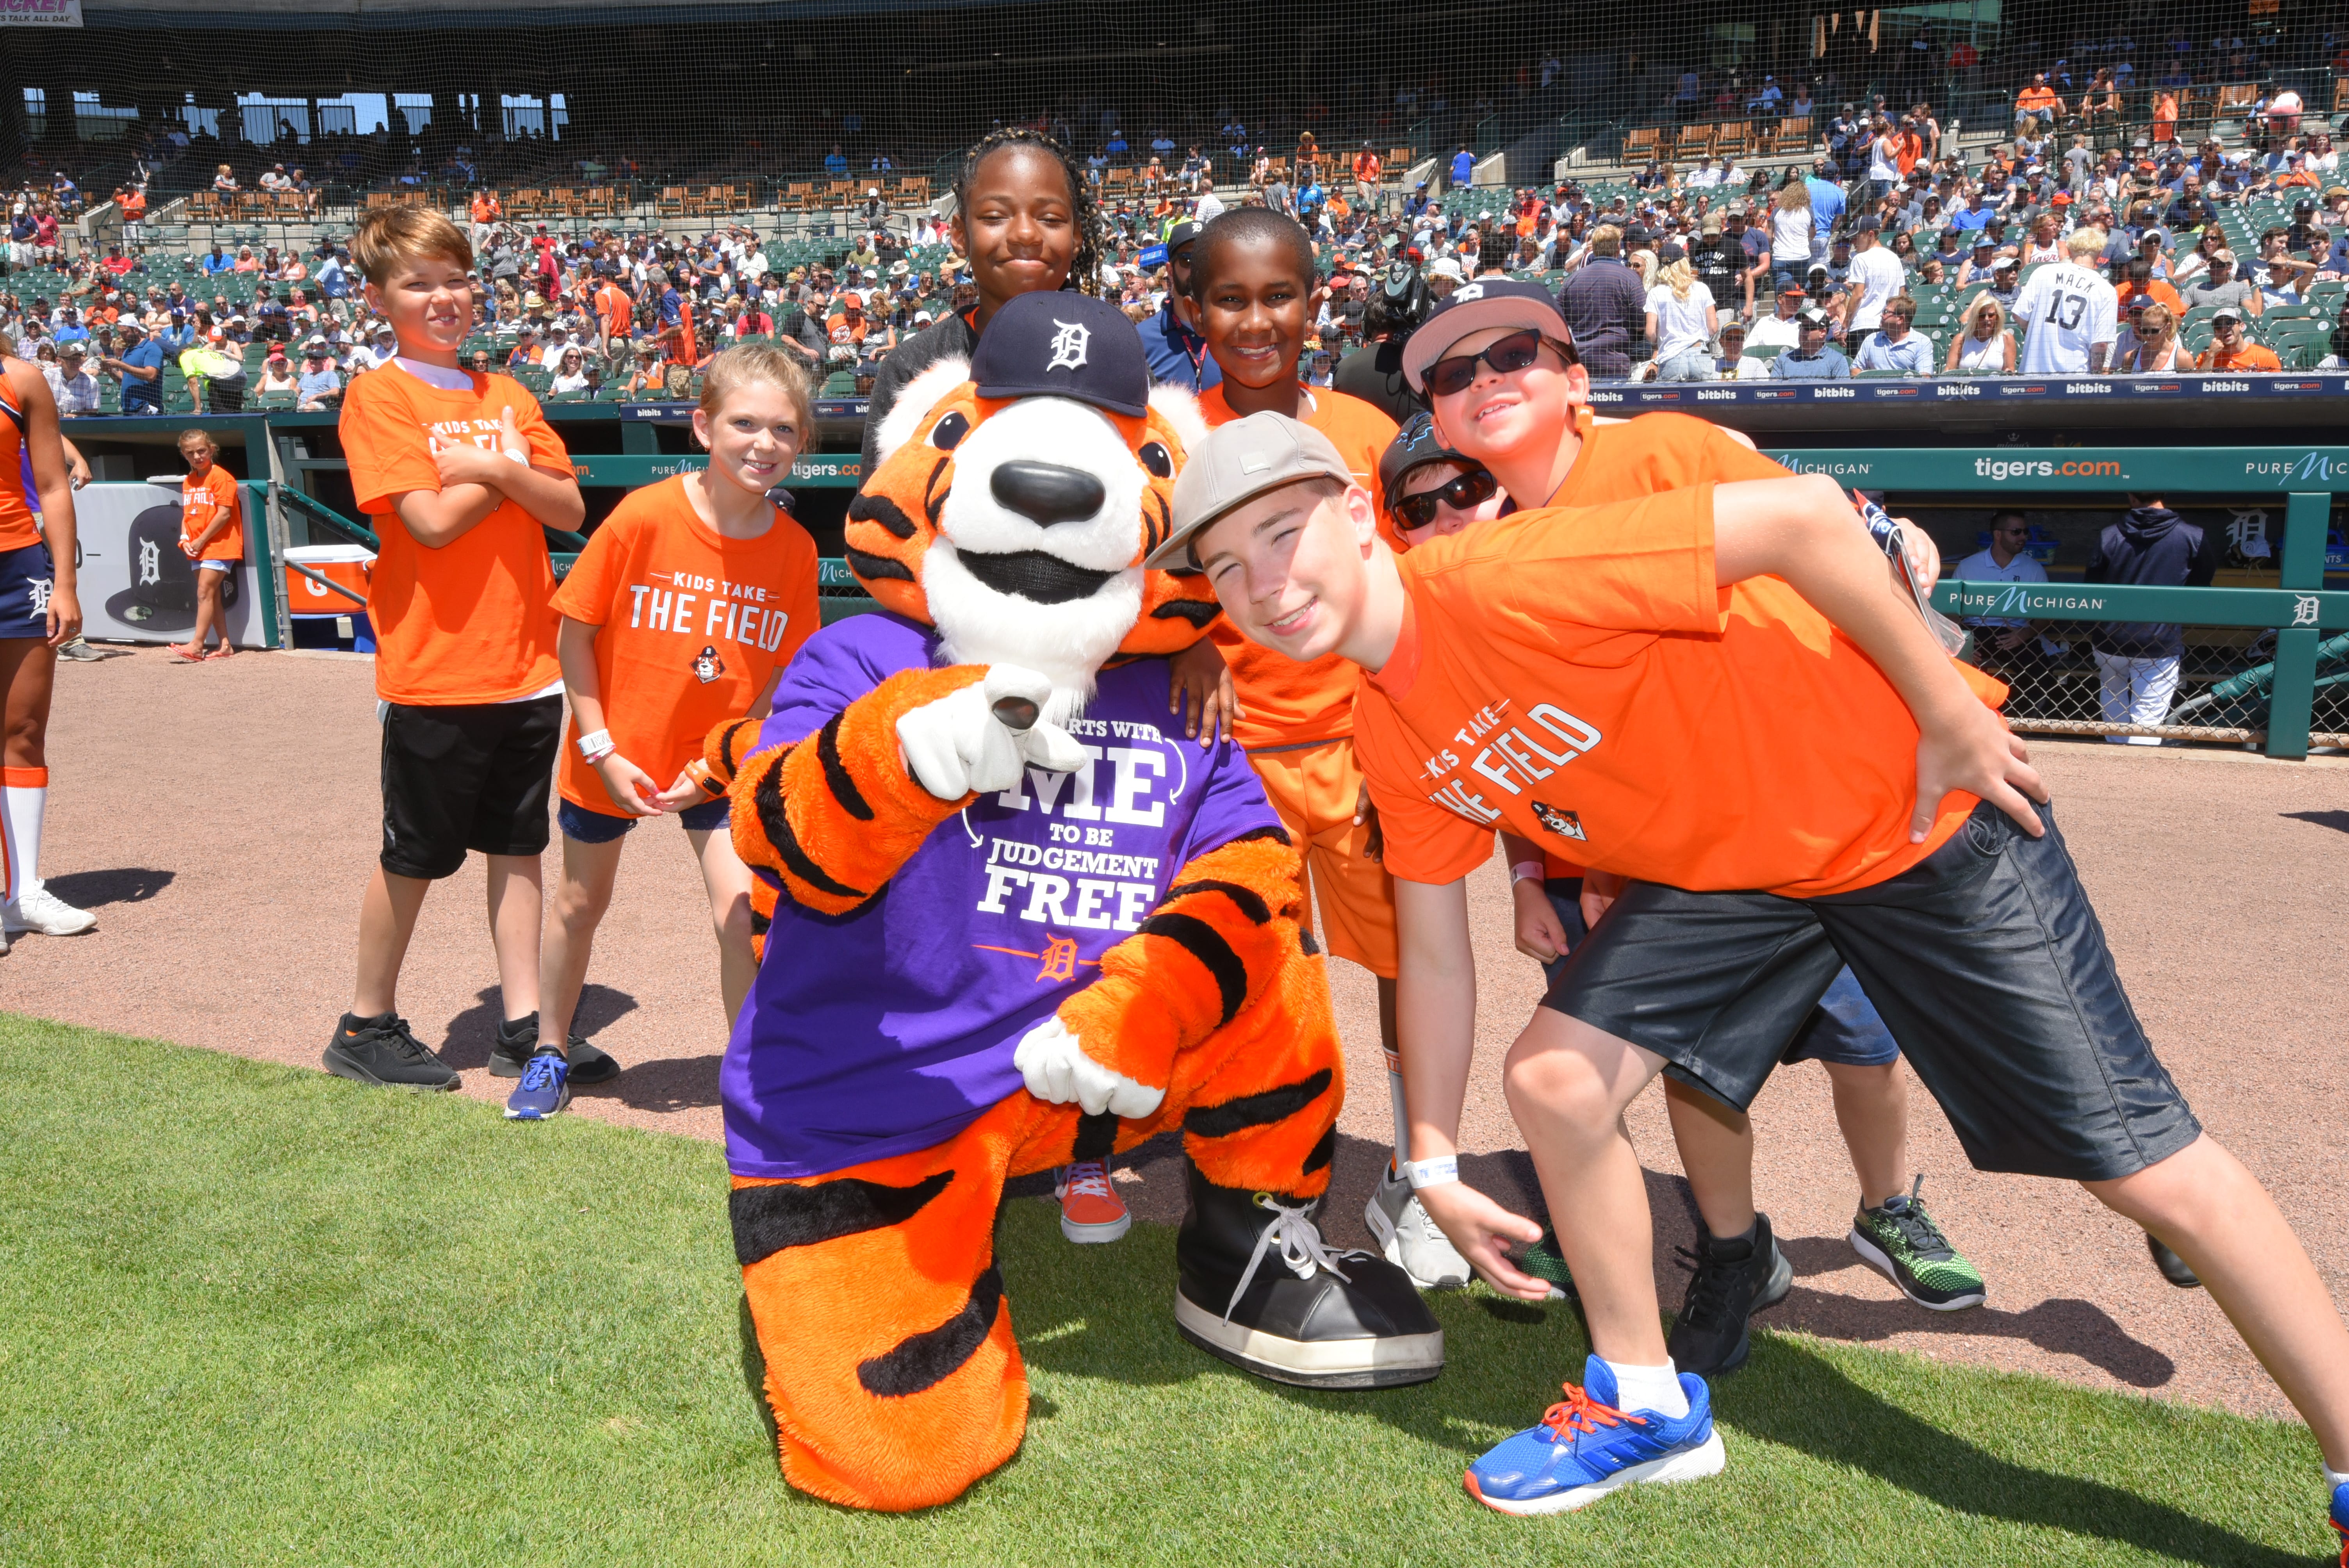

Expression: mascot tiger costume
xmin=697 ymin=293 xmax=1442 ymax=1513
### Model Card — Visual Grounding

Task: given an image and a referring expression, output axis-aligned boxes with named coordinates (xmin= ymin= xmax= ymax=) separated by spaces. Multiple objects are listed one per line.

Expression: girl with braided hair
xmin=858 ymin=127 xmax=1104 ymax=474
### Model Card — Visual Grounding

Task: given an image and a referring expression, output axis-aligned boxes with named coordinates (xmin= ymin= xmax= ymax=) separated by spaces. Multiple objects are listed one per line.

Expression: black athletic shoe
xmin=1666 ymin=1212 xmax=1793 ymax=1379
xmin=2147 ymin=1231 xmax=2203 ymax=1289
xmin=1172 ymin=1159 xmax=1445 ymax=1390
xmin=323 ymin=1012 xmax=458 ymax=1091
xmin=489 ymin=1012 xmax=620 ymax=1085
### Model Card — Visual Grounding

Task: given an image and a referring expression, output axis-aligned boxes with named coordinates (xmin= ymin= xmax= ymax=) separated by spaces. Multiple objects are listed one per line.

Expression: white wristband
xmin=576 ymin=727 xmax=614 ymax=762
xmin=1405 ymin=1155 xmax=1459 ymax=1191
xmin=1510 ymin=860 xmax=1545 ymax=885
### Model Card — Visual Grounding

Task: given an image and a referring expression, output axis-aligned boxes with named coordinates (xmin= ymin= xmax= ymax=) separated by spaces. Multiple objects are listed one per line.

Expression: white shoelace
xmin=1060 ymin=1161 xmax=1116 ymax=1202
xmin=1224 ymin=1194 xmax=1353 ymax=1324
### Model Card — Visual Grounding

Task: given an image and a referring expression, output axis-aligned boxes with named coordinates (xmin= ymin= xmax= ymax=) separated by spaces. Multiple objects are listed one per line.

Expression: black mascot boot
xmin=1173 ymin=1158 xmax=1445 ymax=1389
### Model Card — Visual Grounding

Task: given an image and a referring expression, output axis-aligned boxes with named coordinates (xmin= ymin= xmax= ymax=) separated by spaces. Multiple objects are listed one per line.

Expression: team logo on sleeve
xmin=692 ymin=645 xmax=725 ymax=684
xmin=1530 ymin=802 xmax=1586 ymax=841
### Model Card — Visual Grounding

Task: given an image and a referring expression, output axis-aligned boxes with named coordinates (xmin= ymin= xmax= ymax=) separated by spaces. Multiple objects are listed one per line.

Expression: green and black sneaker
xmin=1849 ymin=1176 xmax=1985 ymax=1311
xmin=1518 ymin=1228 xmax=1577 ymax=1303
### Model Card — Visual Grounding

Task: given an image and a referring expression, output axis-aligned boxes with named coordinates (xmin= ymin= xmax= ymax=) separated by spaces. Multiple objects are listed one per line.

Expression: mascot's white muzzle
xmin=923 ymin=397 xmax=1147 ymax=715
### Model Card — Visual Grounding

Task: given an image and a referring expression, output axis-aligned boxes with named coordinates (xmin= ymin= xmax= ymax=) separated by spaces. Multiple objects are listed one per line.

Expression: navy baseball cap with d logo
xmin=970 ymin=291 xmax=1150 ymax=417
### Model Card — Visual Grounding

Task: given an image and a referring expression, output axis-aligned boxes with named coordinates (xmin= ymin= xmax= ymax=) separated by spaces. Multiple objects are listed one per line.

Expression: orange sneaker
xmin=1054 ymin=1159 xmax=1131 ymax=1244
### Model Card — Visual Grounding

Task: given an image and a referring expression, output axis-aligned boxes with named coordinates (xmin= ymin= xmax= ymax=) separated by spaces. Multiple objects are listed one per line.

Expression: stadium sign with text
xmin=1763 ymin=446 xmax=2349 ymax=494
xmin=1 ymin=0 xmax=82 ymax=23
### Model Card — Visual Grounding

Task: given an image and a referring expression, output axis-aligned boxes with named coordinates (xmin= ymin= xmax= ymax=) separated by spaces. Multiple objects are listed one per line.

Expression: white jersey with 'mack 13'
xmin=2012 ymin=261 xmax=2118 ymax=374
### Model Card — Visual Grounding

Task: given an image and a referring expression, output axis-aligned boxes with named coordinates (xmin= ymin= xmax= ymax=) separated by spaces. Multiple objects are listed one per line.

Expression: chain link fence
xmin=1960 ymin=624 xmax=2349 ymax=750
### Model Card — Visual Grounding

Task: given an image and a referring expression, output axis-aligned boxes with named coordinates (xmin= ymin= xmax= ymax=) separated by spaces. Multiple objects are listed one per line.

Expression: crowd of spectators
xmin=18 ymin=54 xmax=2349 ymax=415
xmin=1524 ymin=94 xmax=2349 ymax=381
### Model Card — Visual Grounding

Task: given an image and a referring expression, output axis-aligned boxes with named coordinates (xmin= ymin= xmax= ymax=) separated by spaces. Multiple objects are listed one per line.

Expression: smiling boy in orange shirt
xmin=324 ymin=206 xmax=588 ymax=1095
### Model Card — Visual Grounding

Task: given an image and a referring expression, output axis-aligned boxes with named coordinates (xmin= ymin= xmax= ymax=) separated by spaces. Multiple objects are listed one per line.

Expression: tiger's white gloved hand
xmin=896 ymin=664 xmax=1080 ymax=798
xmin=1013 ymin=1016 xmax=1166 ymax=1118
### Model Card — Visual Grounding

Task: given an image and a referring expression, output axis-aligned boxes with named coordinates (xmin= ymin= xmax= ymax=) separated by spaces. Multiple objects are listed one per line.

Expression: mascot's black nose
xmin=991 ymin=460 xmax=1105 ymax=527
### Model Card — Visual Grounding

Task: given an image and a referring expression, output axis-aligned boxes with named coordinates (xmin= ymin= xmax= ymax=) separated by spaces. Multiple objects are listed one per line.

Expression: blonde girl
xmin=2114 ymin=301 xmax=2187 ymax=374
xmin=1946 ymin=296 xmax=2016 ymax=373
xmin=521 ymin=345 xmax=824 ymax=1116
xmin=1643 ymin=253 xmax=1720 ymax=381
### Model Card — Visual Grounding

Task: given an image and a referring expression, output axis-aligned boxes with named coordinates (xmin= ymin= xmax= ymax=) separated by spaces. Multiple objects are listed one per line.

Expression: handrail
xmin=278 ymin=485 xmax=378 ymax=552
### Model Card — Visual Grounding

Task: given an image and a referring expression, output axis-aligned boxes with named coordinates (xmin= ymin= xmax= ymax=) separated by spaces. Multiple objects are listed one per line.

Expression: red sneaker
xmin=1054 ymin=1159 xmax=1131 ymax=1244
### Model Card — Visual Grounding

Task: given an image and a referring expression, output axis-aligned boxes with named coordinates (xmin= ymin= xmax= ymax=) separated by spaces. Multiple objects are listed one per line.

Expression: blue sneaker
xmin=2330 ymin=1480 xmax=2347 ymax=1566
xmin=503 ymin=1049 xmax=570 ymax=1121
xmin=1464 ymin=1354 xmax=1725 ymax=1515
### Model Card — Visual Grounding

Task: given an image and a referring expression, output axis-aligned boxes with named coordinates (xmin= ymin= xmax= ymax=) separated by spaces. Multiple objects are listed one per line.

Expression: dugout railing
xmin=1760 ymin=445 xmax=2349 ymax=760
xmin=60 ymin=413 xmax=2349 ymax=758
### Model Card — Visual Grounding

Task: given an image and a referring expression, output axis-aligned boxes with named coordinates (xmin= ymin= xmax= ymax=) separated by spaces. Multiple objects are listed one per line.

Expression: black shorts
xmin=1542 ymin=800 xmax=2200 ymax=1182
xmin=380 ymin=697 xmax=561 ymax=879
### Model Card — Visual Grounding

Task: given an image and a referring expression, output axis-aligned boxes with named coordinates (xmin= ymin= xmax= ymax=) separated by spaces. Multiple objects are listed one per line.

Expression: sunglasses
xmin=1423 ymin=328 xmax=1568 ymax=397
xmin=1392 ymin=467 xmax=1499 ymax=532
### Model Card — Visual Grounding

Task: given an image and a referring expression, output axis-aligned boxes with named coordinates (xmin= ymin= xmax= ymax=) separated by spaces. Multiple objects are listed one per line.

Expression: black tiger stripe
xmin=730 ymin=1171 xmax=953 ymax=1266
xmin=1149 ymin=597 xmax=1222 ymax=628
xmin=847 ymin=492 xmax=918 ymax=540
xmin=749 ymin=907 xmax=772 ymax=937
xmin=857 ymin=1264 xmax=1004 ymax=1397
xmin=814 ymin=714 xmax=875 ymax=821
xmin=1184 ymin=1068 xmax=1335 ymax=1140
xmin=752 ymin=752 xmax=869 ymax=901
xmin=925 ymin=453 xmax=952 ymax=527
xmin=845 ymin=545 xmax=917 ymax=584
xmin=1303 ymin=1125 xmax=1336 ymax=1175
xmin=1297 ymin=927 xmax=1322 ymax=957
xmin=1162 ymin=879 xmax=1272 ymax=925
xmin=1144 ymin=490 xmax=1169 ymax=556
xmin=1071 ymin=1108 xmax=1120 ymax=1162
xmin=1232 ymin=825 xmax=1294 ymax=847
xmin=715 ymin=719 xmax=760 ymax=779
xmin=1136 ymin=911 xmax=1248 ymax=1025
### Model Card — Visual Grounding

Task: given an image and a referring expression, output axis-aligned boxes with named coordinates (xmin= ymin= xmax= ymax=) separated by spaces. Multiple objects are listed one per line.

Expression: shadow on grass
xmin=994 ymin=1205 xmax=2297 ymax=1564
xmin=1776 ymin=1235 xmax=2175 ymax=1387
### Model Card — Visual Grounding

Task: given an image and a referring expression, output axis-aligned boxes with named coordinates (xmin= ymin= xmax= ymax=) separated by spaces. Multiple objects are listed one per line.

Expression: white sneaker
xmin=1363 ymin=1163 xmax=1471 ymax=1290
xmin=4 ymin=883 xmax=97 ymax=936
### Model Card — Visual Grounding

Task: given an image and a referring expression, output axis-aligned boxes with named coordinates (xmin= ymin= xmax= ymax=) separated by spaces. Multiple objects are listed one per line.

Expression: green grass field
xmin=0 ymin=1013 xmax=2332 ymax=1566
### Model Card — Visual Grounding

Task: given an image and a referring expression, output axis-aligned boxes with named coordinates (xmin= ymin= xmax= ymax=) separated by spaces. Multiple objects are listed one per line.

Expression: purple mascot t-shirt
xmin=723 ymin=611 xmax=1283 ymax=1180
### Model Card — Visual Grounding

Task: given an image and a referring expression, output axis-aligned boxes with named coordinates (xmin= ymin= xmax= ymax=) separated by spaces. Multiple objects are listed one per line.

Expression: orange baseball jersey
xmin=0 ymin=374 xmax=41 ymax=550
xmin=1198 ymin=383 xmax=1398 ymax=749
xmin=339 ymin=363 xmax=574 ymax=705
xmin=179 ymin=466 xmax=243 ymax=560
xmin=1353 ymin=486 xmax=2007 ymax=898
xmin=550 ymin=473 xmax=821 ymax=813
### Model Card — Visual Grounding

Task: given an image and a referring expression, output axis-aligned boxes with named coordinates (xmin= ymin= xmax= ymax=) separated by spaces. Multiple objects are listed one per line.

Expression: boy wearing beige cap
xmin=1155 ymin=410 xmax=2349 ymax=1529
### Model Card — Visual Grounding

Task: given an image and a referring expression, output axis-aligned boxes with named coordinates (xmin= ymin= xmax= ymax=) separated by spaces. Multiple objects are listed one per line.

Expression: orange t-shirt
xmin=339 ymin=363 xmax=574 ymax=705
xmin=179 ymin=466 xmax=243 ymax=560
xmin=1199 ymin=382 xmax=1399 ymax=749
xmin=595 ymin=282 xmax=632 ymax=343
xmin=2199 ymin=341 xmax=2281 ymax=371
xmin=2016 ymin=86 xmax=2059 ymax=113
xmin=1354 ymin=415 xmax=2006 ymax=896
xmin=118 ymin=191 xmax=146 ymax=221
xmin=0 ymin=375 xmax=40 ymax=549
xmin=549 ymin=474 xmax=821 ymax=814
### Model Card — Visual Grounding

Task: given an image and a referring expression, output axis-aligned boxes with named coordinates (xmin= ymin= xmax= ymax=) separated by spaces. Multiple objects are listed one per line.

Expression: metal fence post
xmin=2264 ymin=492 xmax=2331 ymax=760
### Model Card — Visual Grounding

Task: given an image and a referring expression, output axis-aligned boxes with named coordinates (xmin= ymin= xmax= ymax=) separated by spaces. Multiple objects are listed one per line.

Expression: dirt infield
xmin=16 ymin=645 xmax=2348 ymax=1421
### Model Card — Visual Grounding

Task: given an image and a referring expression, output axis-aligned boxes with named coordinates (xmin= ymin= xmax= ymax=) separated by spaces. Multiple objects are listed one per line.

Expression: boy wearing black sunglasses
xmin=1388 ymin=282 xmax=1991 ymax=1380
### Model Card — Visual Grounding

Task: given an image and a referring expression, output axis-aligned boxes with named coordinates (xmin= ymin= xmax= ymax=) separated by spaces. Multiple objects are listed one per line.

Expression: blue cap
xmin=970 ymin=292 xmax=1150 ymax=417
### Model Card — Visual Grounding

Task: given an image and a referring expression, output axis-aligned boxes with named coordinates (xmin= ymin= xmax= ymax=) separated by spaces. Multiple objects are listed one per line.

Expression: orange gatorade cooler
xmin=283 ymin=543 xmax=374 ymax=618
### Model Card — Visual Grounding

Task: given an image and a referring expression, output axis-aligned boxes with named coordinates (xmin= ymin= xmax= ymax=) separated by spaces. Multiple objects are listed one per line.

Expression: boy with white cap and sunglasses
xmin=1146 ymin=281 xmax=2349 ymax=1538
